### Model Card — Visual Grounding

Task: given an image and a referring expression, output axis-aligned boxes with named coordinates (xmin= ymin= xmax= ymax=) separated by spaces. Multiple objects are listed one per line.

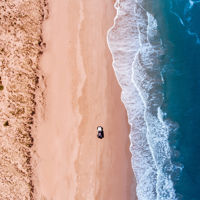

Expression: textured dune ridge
xmin=0 ymin=0 xmax=48 ymax=199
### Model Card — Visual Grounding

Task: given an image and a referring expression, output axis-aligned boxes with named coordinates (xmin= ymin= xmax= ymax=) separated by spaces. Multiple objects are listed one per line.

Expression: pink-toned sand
xmin=33 ymin=0 xmax=137 ymax=199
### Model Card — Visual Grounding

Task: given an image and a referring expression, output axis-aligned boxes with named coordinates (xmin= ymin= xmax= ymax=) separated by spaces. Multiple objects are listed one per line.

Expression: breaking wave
xmin=107 ymin=0 xmax=180 ymax=199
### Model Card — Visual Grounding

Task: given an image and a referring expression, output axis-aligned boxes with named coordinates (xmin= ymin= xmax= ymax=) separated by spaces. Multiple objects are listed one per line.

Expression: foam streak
xmin=107 ymin=0 xmax=177 ymax=199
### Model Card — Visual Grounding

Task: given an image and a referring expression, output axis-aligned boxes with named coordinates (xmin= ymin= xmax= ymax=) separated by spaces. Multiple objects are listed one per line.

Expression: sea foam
xmin=107 ymin=0 xmax=177 ymax=199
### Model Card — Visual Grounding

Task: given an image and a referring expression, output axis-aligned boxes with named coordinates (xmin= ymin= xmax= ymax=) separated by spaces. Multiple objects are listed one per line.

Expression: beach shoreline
xmin=33 ymin=0 xmax=137 ymax=199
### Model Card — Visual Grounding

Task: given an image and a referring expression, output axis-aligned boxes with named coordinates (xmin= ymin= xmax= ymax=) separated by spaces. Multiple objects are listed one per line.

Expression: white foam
xmin=188 ymin=0 xmax=200 ymax=9
xmin=107 ymin=0 xmax=177 ymax=199
xmin=184 ymin=1 xmax=200 ymax=44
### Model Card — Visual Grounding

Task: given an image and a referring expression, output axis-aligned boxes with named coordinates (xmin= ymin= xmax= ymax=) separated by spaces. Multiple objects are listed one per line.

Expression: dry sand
xmin=33 ymin=0 xmax=137 ymax=199
xmin=0 ymin=1 xmax=47 ymax=199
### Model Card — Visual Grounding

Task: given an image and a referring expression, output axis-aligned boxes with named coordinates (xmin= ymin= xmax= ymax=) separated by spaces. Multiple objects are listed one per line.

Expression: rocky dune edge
xmin=0 ymin=0 xmax=48 ymax=199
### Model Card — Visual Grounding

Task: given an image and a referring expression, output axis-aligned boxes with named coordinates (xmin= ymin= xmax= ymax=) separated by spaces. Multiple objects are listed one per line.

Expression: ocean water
xmin=107 ymin=0 xmax=200 ymax=199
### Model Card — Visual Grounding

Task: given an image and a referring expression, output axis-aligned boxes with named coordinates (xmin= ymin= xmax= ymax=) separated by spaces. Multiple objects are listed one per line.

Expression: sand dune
xmin=0 ymin=1 xmax=48 ymax=199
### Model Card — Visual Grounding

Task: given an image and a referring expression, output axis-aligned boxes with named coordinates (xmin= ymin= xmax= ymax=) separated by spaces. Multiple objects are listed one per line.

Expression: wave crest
xmin=107 ymin=0 xmax=178 ymax=199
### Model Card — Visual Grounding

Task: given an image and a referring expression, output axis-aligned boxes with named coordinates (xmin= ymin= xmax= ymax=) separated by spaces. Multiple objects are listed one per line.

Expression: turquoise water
xmin=154 ymin=0 xmax=200 ymax=199
xmin=107 ymin=0 xmax=200 ymax=199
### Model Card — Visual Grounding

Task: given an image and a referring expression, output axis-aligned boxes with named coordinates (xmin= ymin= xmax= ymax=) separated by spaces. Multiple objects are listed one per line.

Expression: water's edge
xmin=107 ymin=1 xmax=177 ymax=199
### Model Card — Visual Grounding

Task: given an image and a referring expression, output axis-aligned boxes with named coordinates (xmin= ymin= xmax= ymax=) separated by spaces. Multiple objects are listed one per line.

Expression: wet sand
xmin=33 ymin=0 xmax=137 ymax=199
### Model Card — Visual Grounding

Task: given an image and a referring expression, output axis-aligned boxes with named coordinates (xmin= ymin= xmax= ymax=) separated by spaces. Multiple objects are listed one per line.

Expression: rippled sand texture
xmin=0 ymin=1 xmax=48 ymax=199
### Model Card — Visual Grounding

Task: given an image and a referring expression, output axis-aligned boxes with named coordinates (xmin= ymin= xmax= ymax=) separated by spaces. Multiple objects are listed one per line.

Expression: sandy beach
xmin=0 ymin=1 xmax=48 ymax=199
xmin=33 ymin=0 xmax=137 ymax=199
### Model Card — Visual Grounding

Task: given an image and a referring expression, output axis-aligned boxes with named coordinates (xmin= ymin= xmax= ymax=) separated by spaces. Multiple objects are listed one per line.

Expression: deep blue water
xmin=108 ymin=0 xmax=200 ymax=199
xmin=152 ymin=0 xmax=200 ymax=199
